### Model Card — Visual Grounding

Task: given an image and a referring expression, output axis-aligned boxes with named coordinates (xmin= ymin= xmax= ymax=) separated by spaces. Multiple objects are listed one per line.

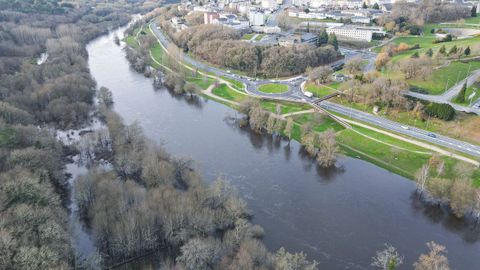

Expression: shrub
xmin=425 ymin=102 xmax=455 ymax=121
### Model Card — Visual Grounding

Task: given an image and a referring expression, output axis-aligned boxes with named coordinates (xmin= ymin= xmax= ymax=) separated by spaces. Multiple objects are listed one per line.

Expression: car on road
xmin=401 ymin=126 xmax=410 ymax=130
xmin=427 ymin=133 xmax=436 ymax=138
xmin=226 ymin=70 xmax=231 ymax=73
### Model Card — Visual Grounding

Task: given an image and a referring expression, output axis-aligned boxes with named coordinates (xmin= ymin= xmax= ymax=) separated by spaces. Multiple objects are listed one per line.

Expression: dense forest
xmin=0 ymin=0 xmax=158 ymax=268
xmin=156 ymin=5 xmax=340 ymax=77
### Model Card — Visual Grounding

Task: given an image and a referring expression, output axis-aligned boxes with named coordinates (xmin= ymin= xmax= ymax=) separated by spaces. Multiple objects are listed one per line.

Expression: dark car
xmin=427 ymin=133 xmax=436 ymax=138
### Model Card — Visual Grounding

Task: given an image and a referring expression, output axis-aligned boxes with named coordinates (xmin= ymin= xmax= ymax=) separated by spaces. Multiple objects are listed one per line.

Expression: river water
xmin=85 ymin=27 xmax=480 ymax=269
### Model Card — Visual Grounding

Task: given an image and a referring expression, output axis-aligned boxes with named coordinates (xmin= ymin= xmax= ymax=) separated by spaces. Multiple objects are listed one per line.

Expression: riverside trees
xmin=74 ymin=109 xmax=318 ymax=269
xmin=414 ymin=155 xmax=480 ymax=220
xmin=0 ymin=1 xmax=155 ymax=269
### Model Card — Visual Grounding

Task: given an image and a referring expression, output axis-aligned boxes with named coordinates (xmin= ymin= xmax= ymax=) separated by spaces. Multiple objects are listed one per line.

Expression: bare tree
xmin=316 ymin=129 xmax=338 ymax=168
xmin=266 ymin=114 xmax=277 ymax=135
xmin=302 ymin=131 xmax=318 ymax=157
xmin=308 ymin=66 xmax=333 ymax=85
xmin=413 ymin=241 xmax=450 ymax=270
xmin=415 ymin=164 xmax=430 ymax=195
xmin=183 ymin=82 xmax=201 ymax=98
xmin=371 ymin=244 xmax=404 ymax=270
xmin=344 ymin=56 xmax=364 ymax=75
xmin=450 ymin=178 xmax=475 ymax=218
xmin=284 ymin=117 xmax=294 ymax=144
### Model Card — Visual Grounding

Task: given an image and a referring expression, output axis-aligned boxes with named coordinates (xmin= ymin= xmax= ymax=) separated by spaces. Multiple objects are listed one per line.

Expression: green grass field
xmin=186 ymin=76 xmax=215 ymax=90
xmin=254 ymin=34 xmax=265 ymax=41
xmin=305 ymin=82 xmax=339 ymax=97
xmin=220 ymin=76 xmax=245 ymax=91
xmin=409 ymin=60 xmax=480 ymax=95
xmin=242 ymin=33 xmax=254 ymax=40
xmin=452 ymin=84 xmax=480 ymax=105
xmin=261 ymin=100 xmax=311 ymax=114
xmin=212 ymin=84 xmax=247 ymax=102
xmin=292 ymin=113 xmax=345 ymax=133
xmin=258 ymin=83 xmax=289 ymax=94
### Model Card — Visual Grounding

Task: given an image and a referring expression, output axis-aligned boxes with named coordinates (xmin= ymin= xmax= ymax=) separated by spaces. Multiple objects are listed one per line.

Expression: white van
xmin=303 ymin=91 xmax=313 ymax=98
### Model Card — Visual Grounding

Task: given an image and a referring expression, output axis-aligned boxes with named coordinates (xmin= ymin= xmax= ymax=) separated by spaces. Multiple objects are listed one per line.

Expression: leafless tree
xmin=413 ymin=241 xmax=450 ymax=270
xmin=415 ymin=164 xmax=430 ymax=195
xmin=316 ymin=129 xmax=338 ymax=168
xmin=371 ymin=244 xmax=404 ymax=270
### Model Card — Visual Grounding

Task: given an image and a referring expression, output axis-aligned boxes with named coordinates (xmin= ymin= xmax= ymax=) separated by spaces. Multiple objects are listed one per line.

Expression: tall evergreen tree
xmin=425 ymin=48 xmax=433 ymax=57
xmin=455 ymin=82 xmax=467 ymax=103
xmin=362 ymin=2 xmax=368 ymax=9
xmin=328 ymin=33 xmax=339 ymax=51
xmin=317 ymin=29 xmax=329 ymax=47
xmin=472 ymin=5 xmax=477 ymax=17
xmin=373 ymin=2 xmax=380 ymax=10
xmin=465 ymin=46 xmax=471 ymax=56
xmin=439 ymin=45 xmax=446 ymax=55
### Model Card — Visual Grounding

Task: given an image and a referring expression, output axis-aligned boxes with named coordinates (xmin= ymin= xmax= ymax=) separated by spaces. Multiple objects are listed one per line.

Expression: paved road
xmin=406 ymin=66 xmax=480 ymax=115
xmin=319 ymin=101 xmax=480 ymax=158
xmin=150 ymin=22 xmax=480 ymax=158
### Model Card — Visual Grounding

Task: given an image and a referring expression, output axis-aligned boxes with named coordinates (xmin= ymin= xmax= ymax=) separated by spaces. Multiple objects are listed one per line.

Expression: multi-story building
xmin=204 ymin=12 xmax=220 ymax=24
xmin=249 ymin=11 xmax=266 ymax=26
xmin=326 ymin=25 xmax=385 ymax=42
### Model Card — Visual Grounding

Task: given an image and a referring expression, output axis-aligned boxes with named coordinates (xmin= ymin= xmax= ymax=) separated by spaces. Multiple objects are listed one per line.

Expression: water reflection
xmin=410 ymin=193 xmax=480 ymax=243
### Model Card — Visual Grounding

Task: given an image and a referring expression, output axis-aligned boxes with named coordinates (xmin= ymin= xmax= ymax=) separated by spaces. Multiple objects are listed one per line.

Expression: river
xmin=84 ymin=27 xmax=480 ymax=269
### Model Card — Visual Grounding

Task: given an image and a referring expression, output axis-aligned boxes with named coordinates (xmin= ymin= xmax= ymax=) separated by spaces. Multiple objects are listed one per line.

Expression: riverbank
xmin=124 ymin=23 xmax=480 ymax=182
xmin=87 ymin=26 xmax=480 ymax=268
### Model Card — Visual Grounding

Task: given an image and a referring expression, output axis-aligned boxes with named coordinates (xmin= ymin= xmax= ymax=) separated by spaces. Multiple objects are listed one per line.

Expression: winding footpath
xmin=148 ymin=22 xmax=480 ymax=162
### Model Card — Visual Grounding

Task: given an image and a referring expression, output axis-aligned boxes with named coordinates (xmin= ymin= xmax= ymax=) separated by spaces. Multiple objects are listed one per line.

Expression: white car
xmin=401 ymin=126 xmax=410 ymax=130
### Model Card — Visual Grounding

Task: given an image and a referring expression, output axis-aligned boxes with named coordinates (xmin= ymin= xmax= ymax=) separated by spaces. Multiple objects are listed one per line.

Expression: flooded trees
xmin=316 ymin=129 xmax=338 ymax=168
xmin=413 ymin=242 xmax=450 ymax=270
xmin=371 ymin=244 xmax=404 ymax=270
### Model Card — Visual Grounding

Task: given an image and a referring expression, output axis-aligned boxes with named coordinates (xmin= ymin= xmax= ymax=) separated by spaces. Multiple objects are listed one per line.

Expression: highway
xmin=150 ymin=22 xmax=480 ymax=159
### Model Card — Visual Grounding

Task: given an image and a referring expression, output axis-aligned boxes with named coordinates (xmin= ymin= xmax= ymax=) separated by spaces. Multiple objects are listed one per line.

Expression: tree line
xmin=376 ymin=0 xmax=471 ymax=34
xmin=0 ymin=1 xmax=158 ymax=269
xmin=74 ymin=108 xmax=319 ymax=270
xmin=152 ymin=4 xmax=341 ymax=78
xmin=415 ymin=154 xmax=480 ymax=220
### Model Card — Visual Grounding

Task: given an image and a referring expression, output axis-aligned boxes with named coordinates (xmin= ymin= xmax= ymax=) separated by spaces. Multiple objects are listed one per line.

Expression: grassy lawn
xmin=452 ymin=84 xmax=479 ymax=105
xmin=337 ymin=128 xmax=432 ymax=178
xmin=254 ymin=34 xmax=265 ymax=41
xmin=305 ymin=82 xmax=339 ymax=97
xmin=212 ymin=84 xmax=247 ymax=102
xmin=186 ymin=76 xmax=215 ymax=90
xmin=292 ymin=113 xmax=345 ymax=133
xmin=242 ymin=33 xmax=254 ymax=40
xmin=258 ymin=83 xmax=289 ymax=94
xmin=409 ymin=60 xmax=480 ymax=95
xmin=220 ymin=76 xmax=245 ymax=91
xmin=261 ymin=100 xmax=311 ymax=114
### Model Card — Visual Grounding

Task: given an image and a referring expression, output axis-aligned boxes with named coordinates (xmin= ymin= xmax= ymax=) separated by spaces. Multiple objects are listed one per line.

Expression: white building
xmin=351 ymin=16 xmax=371 ymax=24
xmin=326 ymin=25 xmax=385 ymax=42
xmin=251 ymin=26 xmax=282 ymax=33
xmin=261 ymin=0 xmax=278 ymax=9
xmin=249 ymin=11 xmax=266 ymax=26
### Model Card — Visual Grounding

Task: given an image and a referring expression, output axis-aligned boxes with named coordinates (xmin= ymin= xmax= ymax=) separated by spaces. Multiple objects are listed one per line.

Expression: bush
xmin=425 ymin=102 xmax=455 ymax=121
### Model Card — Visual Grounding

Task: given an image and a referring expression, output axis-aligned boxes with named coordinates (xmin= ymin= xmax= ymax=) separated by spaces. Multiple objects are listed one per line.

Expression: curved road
xmin=150 ymin=22 xmax=480 ymax=159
